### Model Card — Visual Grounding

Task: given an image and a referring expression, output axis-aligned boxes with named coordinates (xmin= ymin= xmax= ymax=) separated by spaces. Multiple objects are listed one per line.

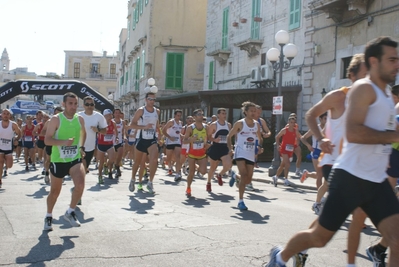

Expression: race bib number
xmin=128 ymin=136 xmax=136 ymax=142
xmin=218 ymin=135 xmax=227 ymax=143
xmin=1 ymin=138 xmax=11 ymax=145
xmin=143 ymin=129 xmax=155 ymax=139
xmin=104 ymin=134 xmax=114 ymax=142
xmin=374 ymin=144 xmax=392 ymax=155
xmin=60 ymin=145 xmax=78 ymax=159
xmin=285 ymin=144 xmax=294 ymax=152
xmin=245 ymin=141 xmax=255 ymax=151
xmin=193 ymin=141 xmax=204 ymax=150
xmin=386 ymin=110 xmax=396 ymax=131
xmin=24 ymin=136 xmax=33 ymax=142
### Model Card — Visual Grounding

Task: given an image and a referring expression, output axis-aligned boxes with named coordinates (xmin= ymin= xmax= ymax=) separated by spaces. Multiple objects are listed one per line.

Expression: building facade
xmin=117 ymin=0 xmax=208 ymax=118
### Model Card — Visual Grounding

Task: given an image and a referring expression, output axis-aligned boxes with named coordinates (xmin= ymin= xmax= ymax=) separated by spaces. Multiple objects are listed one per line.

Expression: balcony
xmin=308 ymin=0 xmax=370 ymax=22
xmin=206 ymin=49 xmax=231 ymax=65
xmin=235 ymin=39 xmax=263 ymax=58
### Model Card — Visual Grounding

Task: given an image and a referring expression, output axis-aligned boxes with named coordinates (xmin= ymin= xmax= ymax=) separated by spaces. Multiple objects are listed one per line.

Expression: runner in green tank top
xmin=44 ymin=92 xmax=87 ymax=231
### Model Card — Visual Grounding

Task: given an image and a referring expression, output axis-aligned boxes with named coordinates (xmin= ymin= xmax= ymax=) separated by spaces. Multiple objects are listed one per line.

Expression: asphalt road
xmin=0 ymin=159 xmax=381 ymax=266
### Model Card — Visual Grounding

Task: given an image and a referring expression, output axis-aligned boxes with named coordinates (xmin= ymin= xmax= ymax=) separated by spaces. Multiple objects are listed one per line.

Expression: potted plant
xmin=254 ymin=16 xmax=262 ymax=22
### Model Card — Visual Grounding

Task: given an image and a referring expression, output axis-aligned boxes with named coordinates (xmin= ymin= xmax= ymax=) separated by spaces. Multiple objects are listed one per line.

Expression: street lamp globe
xmin=283 ymin=43 xmax=298 ymax=60
xmin=147 ymin=78 xmax=155 ymax=86
xmin=275 ymin=30 xmax=289 ymax=45
xmin=108 ymin=93 xmax=114 ymax=100
xmin=150 ymin=85 xmax=158 ymax=93
xmin=266 ymin=47 xmax=280 ymax=63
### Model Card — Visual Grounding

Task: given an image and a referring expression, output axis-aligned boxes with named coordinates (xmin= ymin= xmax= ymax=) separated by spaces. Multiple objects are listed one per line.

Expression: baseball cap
xmin=103 ymin=109 xmax=112 ymax=116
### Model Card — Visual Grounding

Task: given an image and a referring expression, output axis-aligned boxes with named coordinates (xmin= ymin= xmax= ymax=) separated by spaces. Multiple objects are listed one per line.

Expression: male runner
xmin=22 ymin=116 xmax=36 ymax=171
xmin=113 ymin=109 xmax=125 ymax=177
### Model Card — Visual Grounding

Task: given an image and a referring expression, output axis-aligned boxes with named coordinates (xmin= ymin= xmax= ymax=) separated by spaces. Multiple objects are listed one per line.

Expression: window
xmin=251 ymin=0 xmax=261 ymax=39
xmin=132 ymin=9 xmax=136 ymax=30
xmin=289 ymin=0 xmax=301 ymax=30
xmin=141 ymin=50 xmax=146 ymax=78
xmin=139 ymin=0 xmax=143 ymax=15
xmin=135 ymin=6 xmax=139 ymax=23
xmin=120 ymin=75 xmax=124 ymax=86
xmin=110 ymin=63 xmax=116 ymax=78
xmin=166 ymin=53 xmax=184 ymax=90
xmin=342 ymin=56 xmax=353 ymax=79
xmin=222 ymin=7 xmax=229 ymax=50
xmin=135 ymin=57 xmax=140 ymax=91
xmin=90 ymin=63 xmax=100 ymax=78
xmin=73 ymin=63 xmax=80 ymax=78
xmin=228 ymin=62 xmax=232 ymax=74
xmin=127 ymin=20 xmax=130 ymax=40
xmin=125 ymin=71 xmax=128 ymax=82
xmin=145 ymin=0 xmax=148 ymax=5
xmin=261 ymin=53 xmax=266 ymax=65
xmin=208 ymin=61 xmax=214 ymax=90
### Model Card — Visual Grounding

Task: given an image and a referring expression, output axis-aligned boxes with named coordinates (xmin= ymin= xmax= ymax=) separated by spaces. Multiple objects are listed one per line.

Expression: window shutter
xmin=175 ymin=54 xmax=183 ymax=89
xmin=289 ymin=0 xmax=301 ymax=30
xmin=166 ymin=53 xmax=175 ymax=88
xmin=208 ymin=61 xmax=214 ymax=90
xmin=222 ymin=8 xmax=229 ymax=50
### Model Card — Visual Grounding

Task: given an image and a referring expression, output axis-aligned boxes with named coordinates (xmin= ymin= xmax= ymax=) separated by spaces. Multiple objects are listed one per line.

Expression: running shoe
xmin=64 ymin=211 xmax=81 ymax=227
xmin=272 ymin=175 xmax=278 ymax=187
xmin=196 ymin=171 xmax=203 ymax=179
xmin=246 ymin=183 xmax=255 ymax=191
xmin=4 ymin=170 xmax=7 ymax=177
xmin=147 ymin=182 xmax=155 ymax=194
xmin=116 ymin=168 xmax=122 ymax=177
xmin=295 ymin=169 xmax=302 ymax=176
xmin=43 ymin=216 xmax=53 ymax=231
xmin=366 ymin=246 xmax=386 ymax=267
xmin=32 ymin=164 xmax=36 ymax=171
xmin=137 ymin=183 xmax=143 ymax=191
xmin=293 ymin=252 xmax=308 ymax=267
xmin=284 ymin=179 xmax=291 ymax=186
xmin=174 ymin=173 xmax=182 ymax=182
xmin=104 ymin=165 xmax=109 ymax=175
xmin=41 ymin=168 xmax=45 ymax=175
xmin=98 ymin=175 xmax=104 ymax=185
xmin=206 ymin=182 xmax=212 ymax=192
xmin=0 ymin=179 xmax=2 ymax=188
xmin=263 ymin=246 xmax=286 ymax=267
xmin=129 ymin=160 xmax=133 ymax=167
xmin=44 ymin=173 xmax=50 ymax=184
xmin=237 ymin=201 xmax=248 ymax=211
xmin=168 ymin=169 xmax=173 ymax=175
xmin=216 ymin=173 xmax=223 ymax=186
xmin=108 ymin=173 xmax=113 ymax=180
xmin=186 ymin=188 xmax=191 ymax=197
xmin=300 ymin=169 xmax=308 ymax=183
xmin=129 ymin=179 xmax=135 ymax=192
xmin=25 ymin=165 xmax=29 ymax=171
xmin=229 ymin=171 xmax=236 ymax=187
xmin=312 ymin=202 xmax=322 ymax=215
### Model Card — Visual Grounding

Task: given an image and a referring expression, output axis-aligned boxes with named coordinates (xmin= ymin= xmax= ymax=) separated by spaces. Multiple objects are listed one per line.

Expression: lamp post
xmin=266 ymin=30 xmax=298 ymax=176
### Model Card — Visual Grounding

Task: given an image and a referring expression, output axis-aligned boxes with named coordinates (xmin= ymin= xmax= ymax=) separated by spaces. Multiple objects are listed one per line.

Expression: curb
xmin=252 ymin=177 xmax=317 ymax=191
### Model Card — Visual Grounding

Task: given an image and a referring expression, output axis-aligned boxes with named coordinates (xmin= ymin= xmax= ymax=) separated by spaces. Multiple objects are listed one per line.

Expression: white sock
xmin=46 ymin=213 xmax=52 ymax=218
xmin=276 ymin=252 xmax=287 ymax=265
xmin=67 ymin=207 xmax=75 ymax=214
xmin=238 ymin=199 xmax=243 ymax=203
xmin=301 ymin=249 xmax=308 ymax=254
xmin=347 ymin=264 xmax=356 ymax=267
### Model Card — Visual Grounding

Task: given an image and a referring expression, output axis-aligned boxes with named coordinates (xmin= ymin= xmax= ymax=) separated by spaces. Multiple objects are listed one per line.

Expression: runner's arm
xmin=226 ymin=121 xmax=242 ymax=151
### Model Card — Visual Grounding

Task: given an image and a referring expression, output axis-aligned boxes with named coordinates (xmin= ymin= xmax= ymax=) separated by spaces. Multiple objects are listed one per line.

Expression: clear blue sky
xmin=1 ymin=0 xmax=127 ymax=76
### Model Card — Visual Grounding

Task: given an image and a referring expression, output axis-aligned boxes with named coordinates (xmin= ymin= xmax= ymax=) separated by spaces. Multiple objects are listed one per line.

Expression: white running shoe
xmin=272 ymin=176 xmax=278 ymax=187
xmin=64 ymin=211 xmax=81 ymax=227
xmin=284 ymin=179 xmax=291 ymax=186
xmin=43 ymin=217 xmax=53 ymax=231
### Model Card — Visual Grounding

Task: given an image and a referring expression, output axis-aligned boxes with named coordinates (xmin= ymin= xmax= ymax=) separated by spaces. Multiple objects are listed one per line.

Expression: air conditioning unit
xmin=250 ymin=67 xmax=260 ymax=82
xmin=260 ymin=65 xmax=273 ymax=80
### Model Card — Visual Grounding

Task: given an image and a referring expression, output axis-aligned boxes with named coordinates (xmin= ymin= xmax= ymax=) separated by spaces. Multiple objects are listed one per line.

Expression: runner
xmin=227 ymin=101 xmax=262 ymax=210
xmin=162 ymin=109 xmax=183 ymax=181
xmin=183 ymin=109 xmax=208 ymax=196
xmin=0 ymin=109 xmax=21 ymax=188
xmin=22 ymin=115 xmax=36 ymax=171
xmin=272 ymin=116 xmax=303 ymax=186
xmin=113 ymin=108 xmax=125 ymax=177
xmin=15 ymin=118 xmax=23 ymax=162
xmin=44 ymin=92 xmax=86 ymax=230
xmin=128 ymin=92 xmax=160 ymax=194
xmin=125 ymin=127 xmax=137 ymax=167
xmin=33 ymin=112 xmax=49 ymax=173
xmin=96 ymin=109 xmax=117 ymax=183
xmin=264 ymin=36 xmax=399 ymax=267
xmin=206 ymin=108 xmax=232 ymax=191
xmin=77 ymin=96 xmax=108 ymax=174
xmin=180 ymin=116 xmax=193 ymax=175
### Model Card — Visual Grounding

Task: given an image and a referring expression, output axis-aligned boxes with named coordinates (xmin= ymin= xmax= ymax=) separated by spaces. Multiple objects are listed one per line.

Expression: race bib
xmin=285 ymin=144 xmax=294 ymax=152
xmin=374 ymin=144 xmax=392 ymax=155
xmin=128 ymin=136 xmax=136 ymax=142
xmin=0 ymin=138 xmax=12 ymax=145
xmin=193 ymin=141 xmax=204 ymax=150
xmin=245 ymin=141 xmax=255 ymax=151
xmin=104 ymin=134 xmax=114 ymax=142
xmin=60 ymin=145 xmax=78 ymax=159
xmin=143 ymin=129 xmax=155 ymax=139
xmin=218 ymin=135 xmax=227 ymax=143
xmin=386 ymin=110 xmax=396 ymax=131
xmin=24 ymin=136 xmax=33 ymax=142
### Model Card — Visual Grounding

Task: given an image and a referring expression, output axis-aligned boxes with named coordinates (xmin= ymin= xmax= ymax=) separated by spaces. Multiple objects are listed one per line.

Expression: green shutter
xmin=166 ymin=53 xmax=184 ymax=90
xmin=208 ymin=61 xmax=214 ymax=90
xmin=132 ymin=9 xmax=136 ymax=29
xmin=251 ymin=0 xmax=261 ymax=39
xmin=120 ymin=76 xmax=124 ymax=86
xmin=289 ymin=0 xmax=301 ymax=30
xmin=222 ymin=7 xmax=229 ymax=50
xmin=139 ymin=0 xmax=143 ymax=15
xmin=141 ymin=50 xmax=145 ymax=78
xmin=135 ymin=7 xmax=139 ymax=23
xmin=126 ymin=71 xmax=128 ymax=81
xmin=145 ymin=0 xmax=148 ymax=5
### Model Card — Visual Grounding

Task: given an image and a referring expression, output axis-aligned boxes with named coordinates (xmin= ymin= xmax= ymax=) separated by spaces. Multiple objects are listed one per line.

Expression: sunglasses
xmin=147 ymin=97 xmax=156 ymax=101
xmin=85 ymin=103 xmax=95 ymax=107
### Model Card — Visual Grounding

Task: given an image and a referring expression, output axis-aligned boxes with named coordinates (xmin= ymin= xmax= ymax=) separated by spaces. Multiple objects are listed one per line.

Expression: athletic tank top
xmin=280 ymin=126 xmax=296 ymax=152
xmin=51 ymin=113 xmax=82 ymax=163
xmin=24 ymin=124 xmax=35 ymax=142
xmin=311 ymin=124 xmax=323 ymax=149
xmin=181 ymin=125 xmax=190 ymax=150
xmin=98 ymin=121 xmax=115 ymax=145
xmin=233 ymin=119 xmax=258 ymax=162
xmin=37 ymin=122 xmax=45 ymax=141
xmin=166 ymin=120 xmax=182 ymax=145
xmin=188 ymin=123 xmax=207 ymax=157
xmin=138 ymin=107 xmax=158 ymax=140
xmin=114 ymin=119 xmax=123 ymax=145
xmin=212 ymin=121 xmax=229 ymax=145
xmin=333 ymin=81 xmax=395 ymax=183
xmin=128 ymin=129 xmax=136 ymax=142
xmin=319 ymin=87 xmax=349 ymax=166
xmin=0 ymin=121 xmax=14 ymax=151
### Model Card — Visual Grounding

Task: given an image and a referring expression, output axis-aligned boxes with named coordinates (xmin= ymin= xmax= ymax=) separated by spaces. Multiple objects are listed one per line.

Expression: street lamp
xmin=267 ymin=30 xmax=298 ymax=176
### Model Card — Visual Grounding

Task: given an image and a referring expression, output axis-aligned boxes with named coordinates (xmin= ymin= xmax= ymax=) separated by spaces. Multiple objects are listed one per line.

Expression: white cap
xmin=103 ymin=109 xmax=112 ymax=116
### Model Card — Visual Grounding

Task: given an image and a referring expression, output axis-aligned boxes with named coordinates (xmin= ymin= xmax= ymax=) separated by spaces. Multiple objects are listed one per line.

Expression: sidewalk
xmin=231 ymin=161 xmax=318 ymax=191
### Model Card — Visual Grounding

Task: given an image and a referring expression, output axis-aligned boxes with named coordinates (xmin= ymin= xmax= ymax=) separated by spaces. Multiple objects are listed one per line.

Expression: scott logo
xmin=20 ymin=82 xmax=74 ymax=93
xmin=246 ymin=137 xmax=254 ymax=142
xmin=0 ymin=87 xmax=12 ymax=98
xmin=80 ymin=87 xmax=86 ymax=93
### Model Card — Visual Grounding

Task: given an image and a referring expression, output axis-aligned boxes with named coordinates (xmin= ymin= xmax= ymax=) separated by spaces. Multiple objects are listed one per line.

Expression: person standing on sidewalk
xmin=0 ymin=109 xmax=21 ymax=188
xmin=44 ymin=92 xmax=86 ymax=230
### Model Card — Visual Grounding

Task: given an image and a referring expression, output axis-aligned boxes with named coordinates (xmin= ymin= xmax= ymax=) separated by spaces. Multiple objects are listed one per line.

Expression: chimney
xmin=103 ymin=51 xmax=107 ymax=57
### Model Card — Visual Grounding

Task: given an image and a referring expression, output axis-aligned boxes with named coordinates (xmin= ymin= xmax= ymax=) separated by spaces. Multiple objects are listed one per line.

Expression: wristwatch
xmin=80 ymin=146 xmax=85 ymax=150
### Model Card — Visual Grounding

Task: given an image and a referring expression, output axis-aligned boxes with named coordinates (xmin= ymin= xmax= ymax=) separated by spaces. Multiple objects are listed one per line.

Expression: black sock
xmin=374 ymin=243 xmax=387 ymax=254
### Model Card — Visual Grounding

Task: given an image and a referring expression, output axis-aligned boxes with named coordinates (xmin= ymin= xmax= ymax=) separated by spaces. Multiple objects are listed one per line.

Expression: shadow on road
xmin=15 ymin=231 xmax=78 ymax=266
xmin=122 ymin=195 xmax=155 ymax=214
xmin=25 ymin=186 xmax=49 ymax=199
xmin=246 ymin=192 xmax=277 ymax=203
xmin=21 ymin=174 xmax=42 ymax=181
xmin=340 ymin=219 xmax=380 ymax=237
xmin=182 ymin=197 xmax=211 ymax=208
xmin=207 ymin=192 xmax=235 ymax=203
xmin=231 ymin=210 xmax=270 ymax=224
xmin=87 ymin=183 xmax=111 ymax=191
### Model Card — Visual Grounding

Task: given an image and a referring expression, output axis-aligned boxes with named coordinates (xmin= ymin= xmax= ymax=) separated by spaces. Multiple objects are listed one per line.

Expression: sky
xmin=1 ymin=0 xmax=128 ymax=76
